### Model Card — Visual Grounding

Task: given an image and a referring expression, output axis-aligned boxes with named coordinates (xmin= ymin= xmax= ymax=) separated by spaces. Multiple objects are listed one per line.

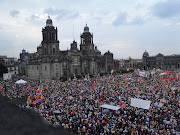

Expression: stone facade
xmin=26 ymin=16 xmax=114 ymax=80
xmin=142 ymin=50 xmax=180 ymax=70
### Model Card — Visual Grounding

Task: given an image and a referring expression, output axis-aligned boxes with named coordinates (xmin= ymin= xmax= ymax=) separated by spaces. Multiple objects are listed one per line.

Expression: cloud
xmin=93 ymin=17 xmax=102 ymax=25
xmin=9 ymin=10 xmax=19 ymax=17
xmin=112 ymin=12 xmax=145 ymax=26
xmin=129 ymin=16 xmax=145 ymax=25
xmin=112 ymin=12 xmax=127 ymax=26
xmin=44 ymin=8 xmax=79 ymax=20
xmin=30 ymin=14 xmax=40 ymax=21
xmin=152 ymin=0 xmax=180 ymax=18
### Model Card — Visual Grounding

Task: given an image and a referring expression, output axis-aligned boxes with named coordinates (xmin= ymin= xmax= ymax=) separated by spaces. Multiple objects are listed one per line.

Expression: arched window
xmin=53 ymin=48 xmax=55 ymax=54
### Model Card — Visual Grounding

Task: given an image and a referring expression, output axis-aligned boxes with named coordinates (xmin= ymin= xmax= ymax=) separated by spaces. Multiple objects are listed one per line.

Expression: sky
xmin=0 ymin=0 xmax=180 ymax=59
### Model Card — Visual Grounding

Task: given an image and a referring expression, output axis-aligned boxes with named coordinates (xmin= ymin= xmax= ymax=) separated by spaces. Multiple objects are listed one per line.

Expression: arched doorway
xmin=63 ymin=71 xmax=67 ymax=76
xmin=75 ymin=69 xmax=78 ymax=76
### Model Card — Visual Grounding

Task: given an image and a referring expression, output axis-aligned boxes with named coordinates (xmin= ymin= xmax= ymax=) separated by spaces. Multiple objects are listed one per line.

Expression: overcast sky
xmin=0 ymin=0 xmax=180 ymax=59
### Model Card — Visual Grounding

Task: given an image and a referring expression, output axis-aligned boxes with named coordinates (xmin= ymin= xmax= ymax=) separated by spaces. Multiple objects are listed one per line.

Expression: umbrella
xmin=58 ymin=104 xmax=63 ymax=107
xmin=37 ymin=99 xmax=42 ymax=102
xmin=15 ymin=79 xmax=27 ymax=84
xmin=54 ymin=110 xmax=61 ymax=114
xmin=32 ymin=101 xmax=39 ymax=104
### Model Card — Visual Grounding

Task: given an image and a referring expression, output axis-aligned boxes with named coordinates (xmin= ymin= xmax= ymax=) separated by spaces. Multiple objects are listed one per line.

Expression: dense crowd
xmin=0 ymin=70 xmax=180 ymax=135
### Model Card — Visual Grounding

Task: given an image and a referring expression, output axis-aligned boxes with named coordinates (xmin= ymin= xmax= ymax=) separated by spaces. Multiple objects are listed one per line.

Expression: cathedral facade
xmin=26 ymin=16 xmax=114 ymax=80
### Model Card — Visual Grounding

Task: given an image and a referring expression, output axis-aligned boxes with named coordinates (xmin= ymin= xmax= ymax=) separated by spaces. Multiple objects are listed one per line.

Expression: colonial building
xmin=114 ymin=58 xmax=143 ymax=71
xmin=142 ymin=50 xmax=180 ymax=70
xmin=26 ymin=16 xmax=114 ymax=80
xmin=19 ymin=49 xmax=29 ymax=76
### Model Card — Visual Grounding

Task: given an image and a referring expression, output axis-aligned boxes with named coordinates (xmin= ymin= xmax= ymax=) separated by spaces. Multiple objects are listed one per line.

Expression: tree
xmin=0 ymin=63 xmax=8 ymax=77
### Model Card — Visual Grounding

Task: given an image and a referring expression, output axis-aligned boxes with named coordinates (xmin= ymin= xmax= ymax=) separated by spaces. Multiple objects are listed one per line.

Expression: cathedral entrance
xmin=63 ymin=71 xmax=67 ymax=76
xmin=84 ymin=69 xmax=87 ymax=74
xmin=75 ymin=69 xmax=78 ymax=76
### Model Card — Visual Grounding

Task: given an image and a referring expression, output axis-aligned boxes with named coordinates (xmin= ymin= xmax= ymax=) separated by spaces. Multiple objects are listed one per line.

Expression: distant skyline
xmin=0 ymin=0 xmax=180 ymax=59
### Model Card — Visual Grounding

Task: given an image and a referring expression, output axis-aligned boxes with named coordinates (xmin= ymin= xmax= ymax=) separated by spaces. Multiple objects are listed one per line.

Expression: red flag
xmin=119 ymin=100 xmax=122 ymax=104
xmin=27 ymin=85 xmax=31 ymax=89
xmin=72 ymin=110 xmax=75 ymax=115
xmin=138 ymin=78 xmax=141 ymax=82
xmin=22 ymin=88 xmax=24 ymax=95
xmin=121 ymin=103 xmax=126 ymax=108
xmin=37 ymin=88 xmax=41 ymax=94
xmin=122 ymin=119 xmax=125 ymax=124
xmin=37 ymin=89 xmax=41 ymax=94
xmin=37 ymin=95 xmax=41 ymax=99
xmin=0 ymin=88 xmax=3 ymax=92
xmin=86 ymin=74 xmax=89 ymax=80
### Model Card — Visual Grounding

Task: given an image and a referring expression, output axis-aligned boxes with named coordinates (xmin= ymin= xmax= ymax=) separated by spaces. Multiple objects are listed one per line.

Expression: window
xmin=37 ymin=66 xmax=38 ymax=70
xmin=45 ymin=66 xmax=47 ymax=71
xmin=53 ymin=48 xmax=55 ymax=54
xmin=45 ymin=48 xmax=47 ymax=54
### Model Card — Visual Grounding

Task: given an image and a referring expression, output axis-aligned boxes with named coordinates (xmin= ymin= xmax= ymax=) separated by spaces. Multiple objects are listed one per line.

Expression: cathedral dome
xmin=46 ymin=16 xmax=53 ymax=27
xmin=143 ymin=50 xmax=149 ymax=57
xmin=84 ymin=23 xmax=89 ymax=32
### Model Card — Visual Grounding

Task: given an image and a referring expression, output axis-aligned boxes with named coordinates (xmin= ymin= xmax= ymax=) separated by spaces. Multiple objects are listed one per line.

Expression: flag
xmin=0 ymin=88 xmax=3 ymax=92
xmin=111 ymin=69 xmax=114 ymax=74
xmin=121 ymin=103 xmax=126 ymax=108
xmin=138 ymin=78 xmax=141 ymax=82
xmin=35 ymin=87 xmax=42 ymax=100
xmin=22 ymin=88 xmax=24 ymax=95
xmin=37 ymin=88 xmax=41 ymax=94
xmin=86 ymin=74 xmax=89 ymax=80
xmin=127 ymin=68 xmax=129 ymax=72
xmin=27 ymin=85 xmax=31 ymax=90
xmin=122 ymin=119 xmax=125 ymax=124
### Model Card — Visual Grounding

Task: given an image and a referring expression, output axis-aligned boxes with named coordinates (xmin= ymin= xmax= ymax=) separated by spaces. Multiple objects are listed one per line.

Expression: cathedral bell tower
xmin=41 ymin=16 xmax=59 ymax=55
xmin=80 ymin=24 xmax=94 ymax=55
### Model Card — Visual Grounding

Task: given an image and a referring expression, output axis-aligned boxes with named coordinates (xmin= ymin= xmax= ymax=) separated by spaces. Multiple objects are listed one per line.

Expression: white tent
xmin=15 ymin=79 xmax=27 ymax=84
xmin=131 ymin=98 xmax=151 ymax=110
xmin=100 ymin=104 xmax=120 ymax=111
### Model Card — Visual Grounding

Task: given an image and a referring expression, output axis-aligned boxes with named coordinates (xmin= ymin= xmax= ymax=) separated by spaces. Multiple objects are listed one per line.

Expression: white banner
xmin=100 ymin=104 xmax=120 ymax=111
xmin=139 ymin=71 xmax=147 ymax=77
xmin=131 ymin=98 xmax=151 ymax=110
xmin=3 ymin=73 xmax=11 ymax=80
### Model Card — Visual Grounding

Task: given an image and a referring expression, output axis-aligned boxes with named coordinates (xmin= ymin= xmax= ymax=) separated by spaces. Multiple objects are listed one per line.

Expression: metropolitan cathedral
xmin=24 ymin=16 xmax=114 ymax=79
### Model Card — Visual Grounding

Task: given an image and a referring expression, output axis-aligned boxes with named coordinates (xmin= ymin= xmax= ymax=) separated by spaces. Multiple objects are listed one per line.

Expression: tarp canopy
xmin=100 ymin=104 xmax=120 ymax=111
xmin=15 ymin=79 xmax=27 ymax=84
xmin=131 ymin=98 xmax=151 ymax=110
xmin=54 ymin=110 xmax=61 ymax=114
xmin=159 ymin=73 xmax=166 ymax=76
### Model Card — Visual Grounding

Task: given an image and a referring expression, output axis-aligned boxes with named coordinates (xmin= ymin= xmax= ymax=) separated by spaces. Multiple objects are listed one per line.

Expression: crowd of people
xmin=0 ymin=70 xmax=179 ymax=135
